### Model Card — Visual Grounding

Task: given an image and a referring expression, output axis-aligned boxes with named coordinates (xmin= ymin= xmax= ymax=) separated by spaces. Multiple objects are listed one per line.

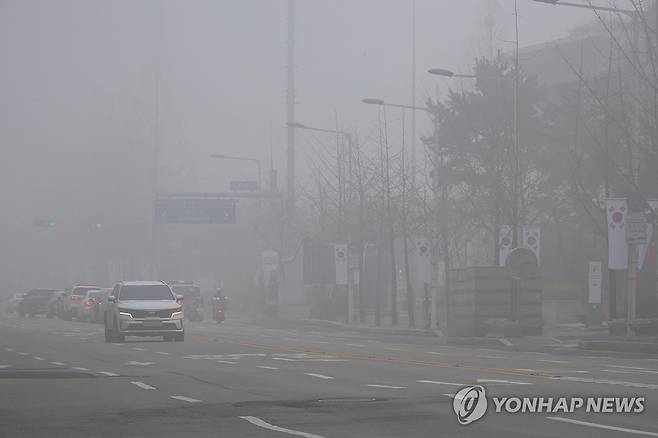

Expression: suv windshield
xmin=119 ymin=285 xmax=174 ymax=301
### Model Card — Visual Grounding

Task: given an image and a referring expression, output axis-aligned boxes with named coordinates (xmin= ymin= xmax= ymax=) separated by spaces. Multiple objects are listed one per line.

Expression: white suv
xmin=104 ymin=281 xmax=184 ymax=342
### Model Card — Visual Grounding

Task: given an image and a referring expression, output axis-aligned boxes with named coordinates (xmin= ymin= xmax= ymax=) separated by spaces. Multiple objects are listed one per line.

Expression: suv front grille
xmin=129 ymin=309 xmax=173 ymax=318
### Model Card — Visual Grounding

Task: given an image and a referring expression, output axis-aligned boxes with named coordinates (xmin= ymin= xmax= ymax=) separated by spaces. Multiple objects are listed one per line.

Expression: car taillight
xmin=83 ymin=299 xmax=94 ymax=307
xmin=216 ymin=309 xmax=224 ymax=314
xmin=69 ymin=295 xmax=82 ymax=301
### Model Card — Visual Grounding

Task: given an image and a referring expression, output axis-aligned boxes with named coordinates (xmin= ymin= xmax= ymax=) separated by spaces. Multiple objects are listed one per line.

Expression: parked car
xmin=167 ymin=281 xmax=204 ymax=321
xmin=60 ymin=286 xmax=99 ymax=320
xmin=5 ymin=293 xmax=26 ymax=314
xmin=18 ymin=289 xmax=57 ymax=317
xmin=104 ymin=281 xmax=184 ymax=342
xmin=80 ymin=289 xmax=108 ymax=322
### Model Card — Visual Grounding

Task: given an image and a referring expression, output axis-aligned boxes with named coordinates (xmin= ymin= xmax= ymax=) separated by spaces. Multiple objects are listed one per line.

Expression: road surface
xmin=1 ymin=314 xmax=657 ymax=437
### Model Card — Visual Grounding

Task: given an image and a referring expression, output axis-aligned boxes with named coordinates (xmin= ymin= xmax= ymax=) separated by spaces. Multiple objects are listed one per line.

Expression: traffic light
xmin=80 ymin=221 xmax=104 ymax=230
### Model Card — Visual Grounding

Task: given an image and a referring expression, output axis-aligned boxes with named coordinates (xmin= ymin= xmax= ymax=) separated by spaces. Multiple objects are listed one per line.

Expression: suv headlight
xmin=170 ymin=308 xmax=183 ymax=319
xmin=118 ymin=309 xmax=133 ymax=318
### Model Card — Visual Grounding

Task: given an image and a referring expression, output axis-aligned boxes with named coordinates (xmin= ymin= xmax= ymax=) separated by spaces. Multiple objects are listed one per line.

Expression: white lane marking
xmin=601 ymin=369 xmax=634 ymax=374
xmin=477 ymin=379 xmax=532 ymax=385
xmin=367 ymin=384 xmax=407 ymax=389
xmin=536 ymin=359 xmax=568 ymax=364
xmin=500 ymin=338 xmax=513 ymax=347
xmin=80 ymin=337 xmax=88 ymax=340
xmin=272 ymin=357 xmax=296 ymax=362
xmin=555 ymin=376 xmax=658 ymax=390
xmin=216 ymin=360 xmax=237 ymax=364
xmin=239 ymin=415 xmax=325 ymax=438
xmin=130 ymin=381 xmax=156 ymax=390
xmin=584 ymin=356 xmax=612 ymax=360
xmin=283 ymin=337 xmax=298 ymax=341
xmin=477 ymin=355 xmax=506 ymax=359
xmin=304 ymin=373 xmax=334 ymax=380
xmin=345 ymin=343 xmax=366 ymax=347
xmin=416 ymin=380 xmax=464 ymax=386
xmin=50 ymin=362 xmax=66 ymax=366
xmin=4 ymin=348 xmax=13 ymax=352
xmin=516 ymin=368 xmax=537 ymax=372
xmin=427 ymin=351 xmax=447 ymax=356
xmin=126 ymin=361 xmax=154 ymax=366
xmin=98 ymin=371 xmax=119 ymax=377
xmin=257 ymin=366 xmax=280 ymax=370
xmin=33 ymin=357 xmax=45 ymax=361
xmin=18 ymin=352 xmax=28 ymax=356
xmin=607 ymin=365 xmax=649 ymax=371
xmin=640 ymin=370 xmax=658 ymax=374
xmin=546 ymin=417 xmax=658 ymax=436
xmin=155 ymin=351 xmax=170 ymax=355
xmin=132 ymin=347 xmax=146 ymax=351
xmin=383 ymin=347 xmax=403 ymax=351
xmin=170 ymin=395 xmax=202 ymax=403
xmin=71 ymin=367 xmax=89 ymax=371
xmin=111 ymin=343 xmax=123 ymax=346
xmin=0 ymin=365 xmax=10 ymax=368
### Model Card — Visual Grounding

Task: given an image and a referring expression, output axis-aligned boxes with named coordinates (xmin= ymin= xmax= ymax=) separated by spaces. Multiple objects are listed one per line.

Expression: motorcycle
xmin=212 ymin=295 xmax=227 ymax=324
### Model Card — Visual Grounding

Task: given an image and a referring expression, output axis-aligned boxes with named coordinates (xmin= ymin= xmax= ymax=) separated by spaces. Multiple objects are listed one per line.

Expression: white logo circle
xmin=453 ymin=385 xmax=487 ymax=425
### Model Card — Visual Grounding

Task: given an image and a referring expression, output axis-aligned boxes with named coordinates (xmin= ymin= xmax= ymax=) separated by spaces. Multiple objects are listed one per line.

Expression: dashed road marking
xmin=477 ymin=355 xmax=507 ymax=359
xmin=126 ymin=361 xmax=154 ymax=366
xmin=216 ymin=360 xmax=237 ymax=364
xmin=416 ymin=380 xmax=464 ymax=386
xmin=155 ymin=351 xmax=170 ymax=355
xmin=601 ymin=369 xmax=633 ymax=374
xmin=3 ymin=348 xmax=13 ymax=352
xmin=272 ymin=357 xmax=295 ymax=362
xmin=345 ymin=343 xmax=366 ymax=347
xmin=607 ymin=365 xmax=648 ymax=371
xmin=546 ymin=417 xmax=658 ymax=436
xmin=33 ymin=357 xmax=45 ymax=361
xmin=98 ymin=371 xmax=119 ymax=377
xmin=304 ymin=373 xmax=334 ymax=380
xmin=536 ymin=359 xmax=568 ymax=364
xmin=257 ymin=366 xmax=280 ymax=370
xmin=383 ymin=347 xmax=403 ymax=351
xmin=367 ymin=384 xmax=407 ymax=389
xmin=50 ymin=362 xmax=65 ymax=366
xmin=0 ymin=365 xmax=10 ymax=368
xmin=18 ymin=352 xmax=28 ymax=356
xmin=427 ymin=352 xmax=447 ymax=356
xmin=477 ymin=379 xmax=532 ymax=385
xmin=132 ymin=347 xmax=146 ymax=351
xmin=239 ymin=415 xmax=325 ymax=438
xmin=130 ymin=381 xmax=156 ymax=390
xmin=71 ymin=367 xmax=89 ymax=371
xmin=170 ymin=395 xmax=202 ymax=403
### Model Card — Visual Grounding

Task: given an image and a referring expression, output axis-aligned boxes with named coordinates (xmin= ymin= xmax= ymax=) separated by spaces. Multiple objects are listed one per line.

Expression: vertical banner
xmin=334 ymin=244 xmax=348 ymax=285
xmin=499 ymin=225 xmax=513 ymax=266
xmin=606 ymin=199 xmax=628 ymax=269
xmin=522 ymin=226 xmax=541 ymax=264
xmin=588 ymin=261 xmax=602 ymax=304
xmin=638 ymin=200 xmax=658 ymax=270
xmin=415 ymin=238 xmax=431 ymax=284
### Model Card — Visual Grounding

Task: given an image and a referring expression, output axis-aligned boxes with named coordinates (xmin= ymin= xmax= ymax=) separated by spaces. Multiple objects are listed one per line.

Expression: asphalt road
xmin=1 ymin=314 xmax=658 ymax=438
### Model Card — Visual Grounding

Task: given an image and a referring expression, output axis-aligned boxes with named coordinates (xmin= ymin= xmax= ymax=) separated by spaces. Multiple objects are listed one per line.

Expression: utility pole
xmin=286 ymin=0 xmax=296 ymax=216
xmin=512 ymin=0 xmax=521 ymax=247
xmin=411 ymin=0 xmax=417 ymax=188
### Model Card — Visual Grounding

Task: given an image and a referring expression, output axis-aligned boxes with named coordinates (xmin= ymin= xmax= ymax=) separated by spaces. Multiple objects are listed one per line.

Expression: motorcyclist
xmin=212 ymin=287 xmax=227 ymax=323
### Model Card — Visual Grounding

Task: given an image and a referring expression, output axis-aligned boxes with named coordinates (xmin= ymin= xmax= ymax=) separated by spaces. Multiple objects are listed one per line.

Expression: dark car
xmin=46 ymin=290 xmax=68 ymax=318
xmin=18 ymin=289 xmax=58 ymax=317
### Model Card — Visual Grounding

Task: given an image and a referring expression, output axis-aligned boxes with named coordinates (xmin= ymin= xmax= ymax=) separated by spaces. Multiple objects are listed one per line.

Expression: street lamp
xmin=362 ymin=97 xmax=430 ymax=113
xmin=288 ymin=120 xmax=355 ymax=322
xmin=210 ymin=153 xmax=262 ymax=192
xmin=531 ymin=0 xmax=641 ymax=338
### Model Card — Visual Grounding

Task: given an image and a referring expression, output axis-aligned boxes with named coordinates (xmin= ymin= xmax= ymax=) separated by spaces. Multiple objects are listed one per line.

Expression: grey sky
xmin=1 ymin=0 xmax=595 ymax=200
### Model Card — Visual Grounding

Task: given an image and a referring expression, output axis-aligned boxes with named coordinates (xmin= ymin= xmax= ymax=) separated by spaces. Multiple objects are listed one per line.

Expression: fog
xmin=0 ymin=0 xmax=592 ymax=297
